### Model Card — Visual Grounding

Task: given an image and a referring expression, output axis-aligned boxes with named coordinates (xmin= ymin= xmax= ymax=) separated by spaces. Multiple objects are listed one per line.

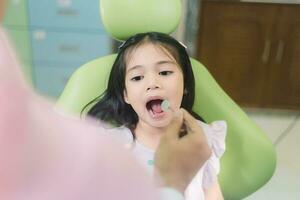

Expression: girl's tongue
xmin=151 ymin=102 xmax=163 ymax=113
xmin=147 ymin=100 xmax=163 ymax=114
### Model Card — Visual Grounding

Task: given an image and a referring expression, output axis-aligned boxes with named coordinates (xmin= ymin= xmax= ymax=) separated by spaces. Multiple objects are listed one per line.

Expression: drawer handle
xmin=275 ymin=40 xmax=285 ymax=64
xmin=59 ymin=44 xmax=79 ymax=53
xmin=262 ymin=39 xmax=271 ymax=64
xmin=57 ymin=9 xmax=78 ymax=16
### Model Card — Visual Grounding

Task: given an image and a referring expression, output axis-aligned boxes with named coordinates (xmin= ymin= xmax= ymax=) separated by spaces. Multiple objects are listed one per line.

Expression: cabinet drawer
xmin=28 ymin=0 xmax=104 ymax=30
xmin=33 ymin=62 xmax=79 ymax=98
xmin=3 ymin=0 xmax=28 ymax=27
xmin=31 ymin=29 xmax=111 ymax=63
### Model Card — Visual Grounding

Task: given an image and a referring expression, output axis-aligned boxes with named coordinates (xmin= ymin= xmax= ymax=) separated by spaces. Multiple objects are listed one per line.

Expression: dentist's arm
xmin=155 ymin=108 xmax=211 ymax=195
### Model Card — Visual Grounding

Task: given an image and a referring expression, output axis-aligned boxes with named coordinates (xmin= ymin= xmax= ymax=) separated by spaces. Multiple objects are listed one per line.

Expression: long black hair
xmin=83 ymin=32 xmax=203 ymax=129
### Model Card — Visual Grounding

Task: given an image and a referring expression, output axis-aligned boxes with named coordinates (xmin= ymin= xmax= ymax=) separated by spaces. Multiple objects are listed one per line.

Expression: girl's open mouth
xmin=146 ymin=99 xmax=165 ymax=119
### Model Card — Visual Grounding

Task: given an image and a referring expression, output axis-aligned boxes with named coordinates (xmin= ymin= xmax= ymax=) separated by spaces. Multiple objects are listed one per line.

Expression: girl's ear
xmin=123 ymin=90 xmax=130 ymax=104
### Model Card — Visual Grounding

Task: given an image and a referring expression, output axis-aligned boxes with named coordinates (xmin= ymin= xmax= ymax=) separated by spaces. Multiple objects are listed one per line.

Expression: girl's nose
xmin=147 ymin=84 xmax=159 ymax=91
xmin=146 ymin=76 xmax=161 ymax=91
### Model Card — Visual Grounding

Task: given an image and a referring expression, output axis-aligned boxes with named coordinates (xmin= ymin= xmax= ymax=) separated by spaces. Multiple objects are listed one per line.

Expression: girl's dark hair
xmin=83 ymin=32 xmax=204 ymax=129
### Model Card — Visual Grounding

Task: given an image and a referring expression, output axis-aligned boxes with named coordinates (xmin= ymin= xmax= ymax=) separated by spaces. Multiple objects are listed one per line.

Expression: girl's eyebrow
xmin=126 ymin=65 xmax=143 ymax=73
xmin=156 ymin=60 xmax=177 ymax=66
xmin=127 ymin=60 xmax=177 ymax=73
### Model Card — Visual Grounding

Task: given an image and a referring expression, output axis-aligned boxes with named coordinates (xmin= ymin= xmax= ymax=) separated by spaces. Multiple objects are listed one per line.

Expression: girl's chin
xmin=147 ymin=117 xmax=173 ymax=128
xmin=137 ymin=110 xmax=173 ymax=128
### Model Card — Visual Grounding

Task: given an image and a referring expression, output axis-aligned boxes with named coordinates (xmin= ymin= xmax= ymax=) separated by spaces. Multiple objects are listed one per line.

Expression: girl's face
xmin=124 ymin=42 xmax=184 ymax=128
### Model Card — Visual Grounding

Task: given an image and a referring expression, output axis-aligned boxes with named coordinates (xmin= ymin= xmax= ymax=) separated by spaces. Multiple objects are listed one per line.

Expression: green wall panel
xmin=3 ymin=0 xmax=29 ymax=27
xmin=3 ymin=0 xmax=32 ymax=84
xmin=5 ymin=29 xmax=33 ymax=84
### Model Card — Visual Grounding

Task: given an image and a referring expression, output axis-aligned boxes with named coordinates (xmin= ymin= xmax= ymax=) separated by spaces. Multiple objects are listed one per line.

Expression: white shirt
xmin=107 ymin=120 xmax=227 ymax=200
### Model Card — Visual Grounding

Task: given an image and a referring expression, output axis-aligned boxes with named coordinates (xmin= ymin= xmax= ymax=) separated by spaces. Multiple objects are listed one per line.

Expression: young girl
xmin=84 ymin=32 xmax=226 ymax=200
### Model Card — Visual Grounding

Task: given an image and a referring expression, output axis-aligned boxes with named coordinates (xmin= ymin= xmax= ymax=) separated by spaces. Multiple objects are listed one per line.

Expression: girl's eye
xmin=131 ymin=76 xmax=143 ymax=81
xmin=159 ymin=71 xmax=173 ymax=76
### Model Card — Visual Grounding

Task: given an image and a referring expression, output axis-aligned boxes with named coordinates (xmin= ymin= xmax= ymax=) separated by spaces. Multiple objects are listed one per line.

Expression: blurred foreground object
xmin=0 ymin=27 xmax=158 ymax=200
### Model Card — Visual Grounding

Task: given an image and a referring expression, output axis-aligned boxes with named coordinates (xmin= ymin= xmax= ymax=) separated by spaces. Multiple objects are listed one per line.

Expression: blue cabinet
xmin=27 ymin=0 xmax=104 ymax=30
xmin=4 ymin=0 xmax=112 ymax=98
xmin=31 ymin=29 xmax=111 ymax=64
xmin=33 ymin=62 xmax=79 ymax=97
xmin=27 ymin=0 xmax=112 ymax=98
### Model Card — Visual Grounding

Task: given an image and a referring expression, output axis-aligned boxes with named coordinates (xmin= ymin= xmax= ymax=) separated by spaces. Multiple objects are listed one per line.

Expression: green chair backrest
xmin=57 ymin=0 xmax=276 ymax=199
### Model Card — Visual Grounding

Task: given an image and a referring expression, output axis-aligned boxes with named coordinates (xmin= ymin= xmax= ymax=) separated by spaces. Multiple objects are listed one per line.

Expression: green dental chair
xmin=57 ymin=0 xmax=276 ymax=199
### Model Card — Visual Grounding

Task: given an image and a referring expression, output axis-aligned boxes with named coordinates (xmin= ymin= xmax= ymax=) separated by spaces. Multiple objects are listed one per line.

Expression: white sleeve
xmin=160 ymin=187 xmax=184 ymax=200
xmin=202 ymin=121 xmax=227 ymax=188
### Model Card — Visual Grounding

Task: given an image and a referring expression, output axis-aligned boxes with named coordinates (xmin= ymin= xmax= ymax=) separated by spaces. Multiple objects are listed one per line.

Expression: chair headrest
xmin=100 ymin=0 xmax=182 ymax=41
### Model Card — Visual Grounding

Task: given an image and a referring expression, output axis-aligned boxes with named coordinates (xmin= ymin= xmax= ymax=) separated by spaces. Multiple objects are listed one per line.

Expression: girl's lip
xmin=145 ymin=95 xmax=165 ymax=112
xmin=145 ymin=95 xmax=165 ymax=104
xmin=145 ymin=96 xmax=169 ymax=120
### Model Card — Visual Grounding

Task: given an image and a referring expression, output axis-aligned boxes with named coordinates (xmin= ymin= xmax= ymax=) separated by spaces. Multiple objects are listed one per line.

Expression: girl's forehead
xmin=125 ymin=42 xmax=178 ymax=67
